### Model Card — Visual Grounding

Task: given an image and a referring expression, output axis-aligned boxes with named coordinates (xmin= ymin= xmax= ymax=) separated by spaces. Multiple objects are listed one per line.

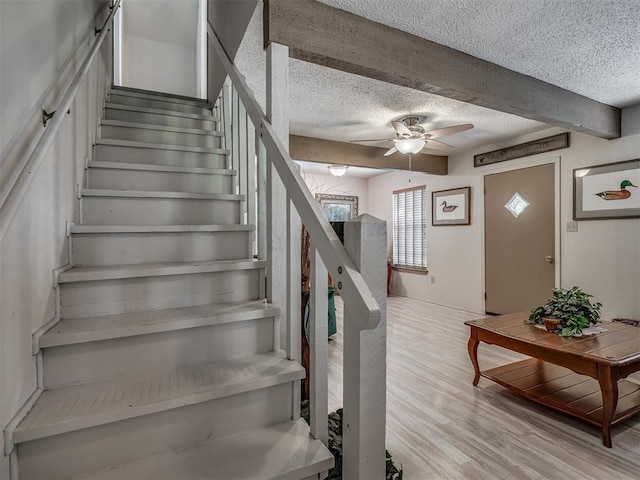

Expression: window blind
xmin=393 ymin=186 xmax=427 ymax=270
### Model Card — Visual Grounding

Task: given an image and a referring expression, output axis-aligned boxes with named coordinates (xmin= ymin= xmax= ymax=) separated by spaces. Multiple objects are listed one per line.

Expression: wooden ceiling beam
xmin=264 ymin=0 xmax=621 ymax=139
xmin=290 ymin=135 xmax=448 ymax=175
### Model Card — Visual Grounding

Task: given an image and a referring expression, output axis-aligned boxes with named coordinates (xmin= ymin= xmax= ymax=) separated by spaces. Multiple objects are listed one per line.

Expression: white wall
xmin=370 ymin=120 xmax=640 ymax=321
xmin=368 ymin=170 xmax=483 ymax=313
xmin=0 ymin=1 xmax=111 ymax=475
xmin=122 ymin=0 xmax=198 ymax=97
xmin=123 ymin=34 xmax=196 ymax=96
xmin=300 ymin=170 xmax=369 ymax=215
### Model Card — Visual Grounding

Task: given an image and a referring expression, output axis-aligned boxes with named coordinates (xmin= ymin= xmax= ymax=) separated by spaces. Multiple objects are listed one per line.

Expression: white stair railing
xmin=209 ymin=23 xmax=386 ymax=479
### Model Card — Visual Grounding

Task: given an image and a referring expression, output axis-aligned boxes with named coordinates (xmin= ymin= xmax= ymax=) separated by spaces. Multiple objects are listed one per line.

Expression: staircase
xmin=10 ymin=87 xmax=333 ymax=479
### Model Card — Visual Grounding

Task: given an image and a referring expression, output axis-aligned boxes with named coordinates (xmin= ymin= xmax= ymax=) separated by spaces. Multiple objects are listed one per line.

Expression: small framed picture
xmin=432 ymin=187 xmax=471 ymax=226
xmin=315 ymin=193 xmax=358 ymax=221
xmin=574 ymin=158 xmax=640 ymax=220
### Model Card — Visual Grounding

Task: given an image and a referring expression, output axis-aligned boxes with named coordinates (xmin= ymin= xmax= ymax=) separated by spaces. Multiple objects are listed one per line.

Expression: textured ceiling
xmin=234 ymin=0 xmax=640 ymax=173
xmin=318 ymin=0 xmax=640 ymax=108
xmin=296 ymin=161 xmax=388 ymax=179
xmin=235 ymin=3 xmax=548 ymax=157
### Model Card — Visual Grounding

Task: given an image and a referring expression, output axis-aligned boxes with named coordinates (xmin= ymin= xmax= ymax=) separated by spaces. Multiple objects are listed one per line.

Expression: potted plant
xmin=526 ymin=286 xmax=602 ymax=337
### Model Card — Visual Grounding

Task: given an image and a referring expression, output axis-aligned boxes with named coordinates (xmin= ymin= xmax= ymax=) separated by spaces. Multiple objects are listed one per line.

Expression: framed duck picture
xmin=432 ymin=186 xmax=471 ymax=226
xmin=574 ymin=159 xmax=640 ymax=220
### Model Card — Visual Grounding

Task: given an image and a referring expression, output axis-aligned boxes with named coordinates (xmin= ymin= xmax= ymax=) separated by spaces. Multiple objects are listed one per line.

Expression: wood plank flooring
xmin=327 ymin=295 xmax=640 ymax=479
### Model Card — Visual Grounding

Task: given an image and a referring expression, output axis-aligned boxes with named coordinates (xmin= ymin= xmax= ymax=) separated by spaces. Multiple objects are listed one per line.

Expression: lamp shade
xmin=328 ymin=165 xmax=348 ymax=177
xmin=396 ymin=139 xmax=425 ymax=155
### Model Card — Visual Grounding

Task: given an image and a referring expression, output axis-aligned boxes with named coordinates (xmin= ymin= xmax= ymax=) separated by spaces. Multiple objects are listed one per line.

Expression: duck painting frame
xmin=432 ymin=186 xmax=471 ymax=226
xmin=574 ymin=158 xmax=640 ymax=220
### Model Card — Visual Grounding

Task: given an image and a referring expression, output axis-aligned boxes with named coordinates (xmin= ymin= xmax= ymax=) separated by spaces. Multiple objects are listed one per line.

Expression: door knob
xmin=545 ymin=255 xmax=554 ymax=264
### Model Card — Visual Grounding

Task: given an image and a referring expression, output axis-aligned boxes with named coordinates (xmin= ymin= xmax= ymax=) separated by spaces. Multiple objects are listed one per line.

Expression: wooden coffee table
xmin=465 ymin=312 xmax=640 ymax=447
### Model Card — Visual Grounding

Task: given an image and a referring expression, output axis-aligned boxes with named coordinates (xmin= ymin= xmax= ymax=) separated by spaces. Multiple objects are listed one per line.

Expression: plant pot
xmin=543 ymin=317 xmax=563 ymax=332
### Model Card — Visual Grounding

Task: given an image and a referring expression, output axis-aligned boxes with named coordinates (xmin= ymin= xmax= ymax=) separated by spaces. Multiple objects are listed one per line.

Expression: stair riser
xmin=94 ymin=143 xmax=227 ymax=169
xmin=111 ymin=87 xmax=207 ymax=103
xmin=44 ymin=319 xmax=275 ymax=387
xmin=101 ymin=125 xmax=222 ymax=149
xmin=87 ymin=168 xmax=234 ymax=194
xmin=71 ymin=231 xmax=251 ymax=266
xmin=60 ymin=269 xmax=263 ymax=318
xmin=17 ymin=384 xmax=294 ymax=480
xmin=82 ymin=197 xmax=240 ymax=225
xmin=104 ymin=107 xmax=218 ymax=130
xmin=108 ymin=93 xmax=211 ymax=115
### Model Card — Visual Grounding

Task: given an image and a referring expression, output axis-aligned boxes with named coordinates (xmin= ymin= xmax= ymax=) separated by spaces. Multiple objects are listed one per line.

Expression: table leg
xmin=597 ymin=365 xmax=618 ymax=448
xmin=467 ymin=329 xmax=481 ymax=386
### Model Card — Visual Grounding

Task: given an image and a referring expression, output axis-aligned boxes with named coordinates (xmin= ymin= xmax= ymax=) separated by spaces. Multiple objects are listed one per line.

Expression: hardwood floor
xmin=327 ymin=295 xmax=640 ymax=479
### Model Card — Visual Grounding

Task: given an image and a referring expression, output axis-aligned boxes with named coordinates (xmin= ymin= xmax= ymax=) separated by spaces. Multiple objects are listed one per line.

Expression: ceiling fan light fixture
xmin=328 ymin=165 xmax=349 ymax=177
xmin=396 ymin=139 xmax=426 ymax=155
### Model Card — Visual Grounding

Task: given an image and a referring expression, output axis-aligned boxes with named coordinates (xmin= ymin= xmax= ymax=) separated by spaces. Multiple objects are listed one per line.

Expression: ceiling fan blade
xmin=349 ymin=138 xmax=394 ymax=143
xmin=425 ymin=123 xmax=474 ymax=139
xmin=384 ymin=146 xmax=398 ymax=157
xmin=391 ymin=121 xmax=412 ymax=137
xmin=424 ymin=139 xmax=454 ymax=151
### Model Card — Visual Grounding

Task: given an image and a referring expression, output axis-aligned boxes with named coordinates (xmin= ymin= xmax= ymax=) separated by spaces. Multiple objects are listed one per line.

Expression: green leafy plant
xmin=527 ymin=286 xmax=602 ymax=337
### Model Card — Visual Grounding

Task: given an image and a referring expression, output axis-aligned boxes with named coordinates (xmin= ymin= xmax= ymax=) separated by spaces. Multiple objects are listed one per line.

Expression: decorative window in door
xmin=505 ymin=192 xmax=530 ymax=218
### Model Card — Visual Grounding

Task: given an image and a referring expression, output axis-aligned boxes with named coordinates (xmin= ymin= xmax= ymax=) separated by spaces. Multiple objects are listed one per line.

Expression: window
xmin=393 ymin=186 xmax=427 ymax=271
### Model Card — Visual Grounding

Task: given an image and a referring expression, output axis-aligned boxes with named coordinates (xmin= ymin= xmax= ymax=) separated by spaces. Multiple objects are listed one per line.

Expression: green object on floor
xmin=328 ymin=286 xmax=337 ymax=337
xmin=304 ymin=286 xmax=337 ymax=338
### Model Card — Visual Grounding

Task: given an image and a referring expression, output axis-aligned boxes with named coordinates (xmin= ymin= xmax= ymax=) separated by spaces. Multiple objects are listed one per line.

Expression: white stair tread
xmin=14 ymin=351 xmax=304 ymax=444
xmin=101 ymin=119 xmax=223 ymax=137
xmin=73 ymin=418 xmax=333 ymax=480
xmin=81 ymin=188 xmax=243 ymax=201
xmin=87 ymin=161 xmax=235 ymax=176
xmin=41 ymin=300 xmax=280 ymax=347
xmin=95 ymin=138 xmax=229 ymax=155
xmin=59 ymin=259 xmax=266 ymax=283
xmin=70 ymin=224 xmax=254 ymax=234
xmin=110 ymin=88 xmax=211 ymax=108
xmin=105 ymin=102 xmax=220 ymax=122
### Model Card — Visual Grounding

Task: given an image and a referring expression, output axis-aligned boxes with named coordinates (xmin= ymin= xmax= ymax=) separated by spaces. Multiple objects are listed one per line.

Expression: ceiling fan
xmin=350 ymin=116 xmax=474 ymax=156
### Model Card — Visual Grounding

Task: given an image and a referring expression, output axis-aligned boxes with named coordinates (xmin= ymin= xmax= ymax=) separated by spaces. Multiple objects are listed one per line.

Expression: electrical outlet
xmin=430 ymin=276 xmax=436 ymax=284
xmin=566 ymin=221 xmax=578 ymax=233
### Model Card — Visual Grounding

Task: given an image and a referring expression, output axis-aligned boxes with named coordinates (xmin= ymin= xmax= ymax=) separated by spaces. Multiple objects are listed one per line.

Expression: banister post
xmin=266 ymin=44 xmax=302 ymax=423
xmin=342 ymin=214 xmax=387 ymax=480
xmin=266 ymin=42 xmax=288 ymax=352
xmin=309 ymin=244 xmax=328 ymax=445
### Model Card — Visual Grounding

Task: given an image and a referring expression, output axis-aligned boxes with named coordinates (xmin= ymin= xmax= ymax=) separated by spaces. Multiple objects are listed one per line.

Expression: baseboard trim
xmin=32 ymin=315 xmax=59 ymax=355
xmin=9 ymin=448 xmax=18 ymax=480
xmin=53 ymin=263 xmax=73 ymax=288
xmin=3 ymin=388 xmax=43 ymax=456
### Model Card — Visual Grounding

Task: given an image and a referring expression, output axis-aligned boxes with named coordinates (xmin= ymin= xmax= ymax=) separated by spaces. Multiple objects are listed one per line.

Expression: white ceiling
xmin=232 ymin=0 xmax=639 ymax=170
xmin=296 ymin=161 xmax=389 ymax=179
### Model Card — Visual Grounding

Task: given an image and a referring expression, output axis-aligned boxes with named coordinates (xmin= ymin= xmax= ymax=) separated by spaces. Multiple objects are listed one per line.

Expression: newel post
xmin=342 ymin=214 xmax=387 ymax=479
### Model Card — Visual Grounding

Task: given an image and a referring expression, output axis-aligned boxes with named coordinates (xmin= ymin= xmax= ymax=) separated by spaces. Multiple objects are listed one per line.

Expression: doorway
xmin=485 ymin=163 xmax=556 ymax=314
xmin=112 ymin=0 xmax=208 ymax=98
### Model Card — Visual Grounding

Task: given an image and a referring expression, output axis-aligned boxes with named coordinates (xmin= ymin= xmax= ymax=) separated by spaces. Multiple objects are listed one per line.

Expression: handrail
xmin=208 ymin=24 xmax=381 ymax=330
xmin=0 ymin=0 xmax=121 ymax=242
